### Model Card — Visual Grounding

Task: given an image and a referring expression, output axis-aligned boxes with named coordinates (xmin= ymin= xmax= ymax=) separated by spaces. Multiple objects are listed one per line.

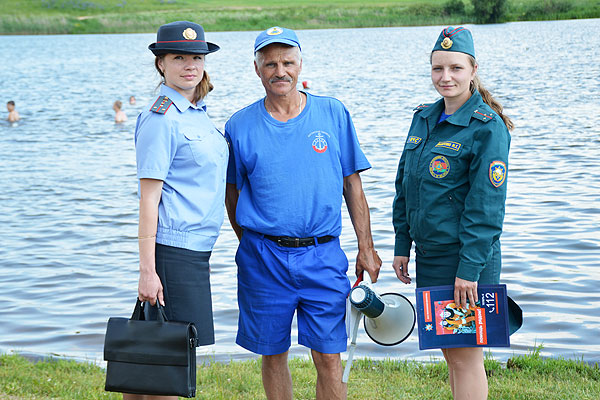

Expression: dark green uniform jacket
xmin=393 ymin=90 xmax=511 ymax=282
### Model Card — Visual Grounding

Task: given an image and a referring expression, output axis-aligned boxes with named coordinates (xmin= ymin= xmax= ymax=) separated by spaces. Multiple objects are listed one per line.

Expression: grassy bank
xmin=0 ymin=0 xmax=599 ymax=35
xmin=1 ymin=349 xmax=599 ymax=399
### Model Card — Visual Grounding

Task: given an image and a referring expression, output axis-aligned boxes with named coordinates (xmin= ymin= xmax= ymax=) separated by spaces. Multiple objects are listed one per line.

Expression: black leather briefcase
xmin=103 ymin=299 xmax=198 ymax=397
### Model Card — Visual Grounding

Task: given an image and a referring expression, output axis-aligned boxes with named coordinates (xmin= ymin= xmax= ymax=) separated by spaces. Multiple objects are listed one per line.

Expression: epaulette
xmin=472 ymin=109 xmax=495 ymax=123
xmin=150 ymin=96 xmax=173 ymax=114
xmin=413 ymin=103 xmax=432 ymax=112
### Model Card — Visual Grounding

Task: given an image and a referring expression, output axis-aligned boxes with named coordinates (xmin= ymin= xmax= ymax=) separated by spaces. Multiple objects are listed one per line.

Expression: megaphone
xmin=350 ymin=286 xmax=415 ymax=346
xmin=342 ymin=272 xmax=415 ymax=382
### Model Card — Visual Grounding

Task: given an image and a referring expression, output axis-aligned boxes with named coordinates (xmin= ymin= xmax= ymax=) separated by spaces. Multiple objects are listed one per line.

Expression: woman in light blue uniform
xmin=129 ymin=20 xmax=228 ymax=400
xmin=393 ymin=27 xmax=514 ymax=400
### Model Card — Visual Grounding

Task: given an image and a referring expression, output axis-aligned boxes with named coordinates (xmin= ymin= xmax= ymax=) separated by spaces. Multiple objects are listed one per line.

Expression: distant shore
xmin=0 ymin=0 xmax=599 ymax=35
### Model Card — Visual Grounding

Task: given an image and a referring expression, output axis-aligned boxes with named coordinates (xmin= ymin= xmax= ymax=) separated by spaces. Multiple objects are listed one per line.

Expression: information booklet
xmin=415 ymin=284 xmax=511 ymax=350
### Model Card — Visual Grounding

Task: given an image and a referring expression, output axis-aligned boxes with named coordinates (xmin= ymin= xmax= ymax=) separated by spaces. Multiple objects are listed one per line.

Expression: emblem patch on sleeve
xmin=489 ymin=161 xmax=507 ymax=187
xmin=430 ymin=155 xmax=450 ymax=179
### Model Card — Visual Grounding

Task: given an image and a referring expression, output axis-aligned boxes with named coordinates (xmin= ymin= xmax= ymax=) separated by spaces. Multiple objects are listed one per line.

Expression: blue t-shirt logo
xmin=309 ymin=130 xmax=330 ymax=153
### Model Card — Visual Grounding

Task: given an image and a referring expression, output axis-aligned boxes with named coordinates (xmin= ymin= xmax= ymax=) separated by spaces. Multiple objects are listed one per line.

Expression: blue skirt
xmin=415 ymin=240 xmax=501 ymax=288
xmin=146 ymin=243 xmax=214 ymax=346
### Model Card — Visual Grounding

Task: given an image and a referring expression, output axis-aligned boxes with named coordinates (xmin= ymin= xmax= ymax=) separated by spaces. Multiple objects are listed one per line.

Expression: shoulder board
xmin=413 ymin=103 xmax=432 ymax=112
xmin=150 ymin=96 xmax=173 ymax=114
xmin=472 ymin=109 xmax=495 ymax=123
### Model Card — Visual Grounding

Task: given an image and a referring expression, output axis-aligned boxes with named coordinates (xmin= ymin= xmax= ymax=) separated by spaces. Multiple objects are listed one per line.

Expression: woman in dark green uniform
xmin=392 ymin=27 xmax=514 ymax=399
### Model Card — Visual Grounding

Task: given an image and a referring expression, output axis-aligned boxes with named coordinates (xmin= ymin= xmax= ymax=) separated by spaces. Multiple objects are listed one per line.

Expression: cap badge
xmin=441 ymin=37 xmax=453 ymax=49
xmin=182 ymin=28 xmax=197 ymax=40
xmin=267 ymin=27 xmax=283 ymax=36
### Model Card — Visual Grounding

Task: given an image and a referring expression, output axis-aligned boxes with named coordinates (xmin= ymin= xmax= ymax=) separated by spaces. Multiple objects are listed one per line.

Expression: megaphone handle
xmin=352 ymin=270 xmax=373 ymax=289
xmin=342 ymin=313 xmax=362 ymax=383
xmin=362 ymin=270 xmax=373 ymax=285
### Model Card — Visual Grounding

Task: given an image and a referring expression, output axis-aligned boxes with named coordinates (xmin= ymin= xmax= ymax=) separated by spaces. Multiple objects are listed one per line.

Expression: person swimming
xmin=6 ymin=101 xmax=20 ymax=122
xmin=113 ymin=100 xmax=128 ymax=123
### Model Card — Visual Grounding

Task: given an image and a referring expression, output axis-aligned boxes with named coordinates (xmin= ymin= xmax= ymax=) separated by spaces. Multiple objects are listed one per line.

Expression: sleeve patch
xmin=407 ymin=136 xmax=422 ymax=145
xmin=150 ymin=96 xmax=173 ymax=114
xmin=489 ymin=161 xmax=507 ymax=187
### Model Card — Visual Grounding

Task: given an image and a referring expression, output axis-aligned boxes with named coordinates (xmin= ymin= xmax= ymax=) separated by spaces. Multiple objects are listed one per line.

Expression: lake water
xmin=1 ymin=19 xmax=599 ymax=365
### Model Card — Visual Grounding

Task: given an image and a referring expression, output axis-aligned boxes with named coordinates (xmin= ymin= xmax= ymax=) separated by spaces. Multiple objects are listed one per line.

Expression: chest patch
xmin=407 ymin=136 xmax=422 ymax=145
xmin=435 ymin=141 xmax=461 ymax=151
xmin=489 ymin=161 xmax=507 ymax=187
xmin=430 ymin=155 xmax=450 ymax=179
xmin=308 ymin=131 xmax=330 ymax=153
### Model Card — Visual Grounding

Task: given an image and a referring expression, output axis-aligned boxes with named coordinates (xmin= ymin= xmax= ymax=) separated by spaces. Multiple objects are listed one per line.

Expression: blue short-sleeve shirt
xmin=135 ymin=84 xmax=228 ymax=251
xmin=225 ymin=92 xmax=371 ymax=238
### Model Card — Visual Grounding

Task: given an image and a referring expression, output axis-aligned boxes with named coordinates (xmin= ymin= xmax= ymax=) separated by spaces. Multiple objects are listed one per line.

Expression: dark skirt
xmin=145 ymin=243 xmax=215 ymax=346
xmin=415 ymin=240 xmax=501 ymax=288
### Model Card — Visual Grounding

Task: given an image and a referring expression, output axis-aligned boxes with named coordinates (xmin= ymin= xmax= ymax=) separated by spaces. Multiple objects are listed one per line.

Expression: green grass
xmin=0 ymin=0 xmax=598 ymax=34
xmin=1 ymin=348 xmax=599 ymax=399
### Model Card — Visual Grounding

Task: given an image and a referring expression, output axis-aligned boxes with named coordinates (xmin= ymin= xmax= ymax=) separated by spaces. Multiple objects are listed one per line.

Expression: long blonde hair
xmin=468 ymin=56 xmax=514 ymax=131
xmin=154 ymin=55 xmax=214 ymax=104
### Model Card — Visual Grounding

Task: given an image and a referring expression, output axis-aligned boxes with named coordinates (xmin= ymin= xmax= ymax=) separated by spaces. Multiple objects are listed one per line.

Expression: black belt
xmin=263 ymin=234 xmax=335 ymax=248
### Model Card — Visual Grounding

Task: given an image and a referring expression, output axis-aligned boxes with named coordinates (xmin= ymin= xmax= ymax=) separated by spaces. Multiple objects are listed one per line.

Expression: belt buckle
xmin=294 ymin=238 xmax=300 ymax=247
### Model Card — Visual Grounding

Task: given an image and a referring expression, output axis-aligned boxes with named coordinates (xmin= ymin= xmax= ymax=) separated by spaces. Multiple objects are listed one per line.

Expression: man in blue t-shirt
xmin=225 ymin=27 xmax=381 ymax=400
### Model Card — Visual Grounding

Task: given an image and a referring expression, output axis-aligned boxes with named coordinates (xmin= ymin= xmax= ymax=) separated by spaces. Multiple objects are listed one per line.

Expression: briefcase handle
xmin=131 ymin=299 xmax=168 ymax=322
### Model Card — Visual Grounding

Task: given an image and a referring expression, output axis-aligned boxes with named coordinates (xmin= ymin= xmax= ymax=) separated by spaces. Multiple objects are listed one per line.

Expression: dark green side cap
xmin=432 ymin=26 xmax=475 ymax=58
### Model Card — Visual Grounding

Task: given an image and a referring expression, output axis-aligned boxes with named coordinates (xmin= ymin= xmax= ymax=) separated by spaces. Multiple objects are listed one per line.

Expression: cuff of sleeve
xmin=138 ymin=169 xmax=167 ymax=180
xmin=394 ymin=238 xmax=412 ymax=257
xmin=456 ymin=260 xmax=483 ymax=282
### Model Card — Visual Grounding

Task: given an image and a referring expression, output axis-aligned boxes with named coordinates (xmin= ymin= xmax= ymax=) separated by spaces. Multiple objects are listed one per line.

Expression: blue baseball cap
xmin=254 ymin=26 xmax=301 ymax=53
xmin=432 ymin=26 xmax=475 ymax=59
xmin=149 ymin=21 xmax=219 ymax=56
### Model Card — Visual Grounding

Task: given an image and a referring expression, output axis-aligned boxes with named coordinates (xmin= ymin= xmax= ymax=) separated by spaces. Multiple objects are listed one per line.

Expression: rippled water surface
xmin=1 ymin=19 xmax=599 ymax=364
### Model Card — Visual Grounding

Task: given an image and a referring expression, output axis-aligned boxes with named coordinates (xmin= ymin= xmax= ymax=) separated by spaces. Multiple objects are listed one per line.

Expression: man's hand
xmin=356 ymin=248 xmax=382 ymax=283
xmin=392 ymin=256 xmax=411 ymax=284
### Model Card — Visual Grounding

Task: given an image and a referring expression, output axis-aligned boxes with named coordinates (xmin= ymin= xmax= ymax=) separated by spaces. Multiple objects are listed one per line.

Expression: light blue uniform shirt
xmin=135 ymin=84 xmax=228 ymax=251
xmin=225 ymin=92 xmax=371 ymax=238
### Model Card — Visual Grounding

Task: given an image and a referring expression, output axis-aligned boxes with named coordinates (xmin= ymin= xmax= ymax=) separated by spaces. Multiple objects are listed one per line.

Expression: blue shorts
xmin=235 ymin=230 xmax=350 ymax=355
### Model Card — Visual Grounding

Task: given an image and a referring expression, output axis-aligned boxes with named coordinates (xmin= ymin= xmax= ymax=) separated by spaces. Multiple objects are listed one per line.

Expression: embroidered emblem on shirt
xmin=429 ymin=155 xmax=450 ymax=179
xmin=150 ymin=96 xmax=173 ymax=114
xmin=489 ymin=161 xmax=507 ymax=187
xmin=435 ymin=141 xmax=462 ymax=151
xmin=308 ymin=131 xmax=330 ymax=153
xmin=407 ymin=136 xmax=422 ymax=145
